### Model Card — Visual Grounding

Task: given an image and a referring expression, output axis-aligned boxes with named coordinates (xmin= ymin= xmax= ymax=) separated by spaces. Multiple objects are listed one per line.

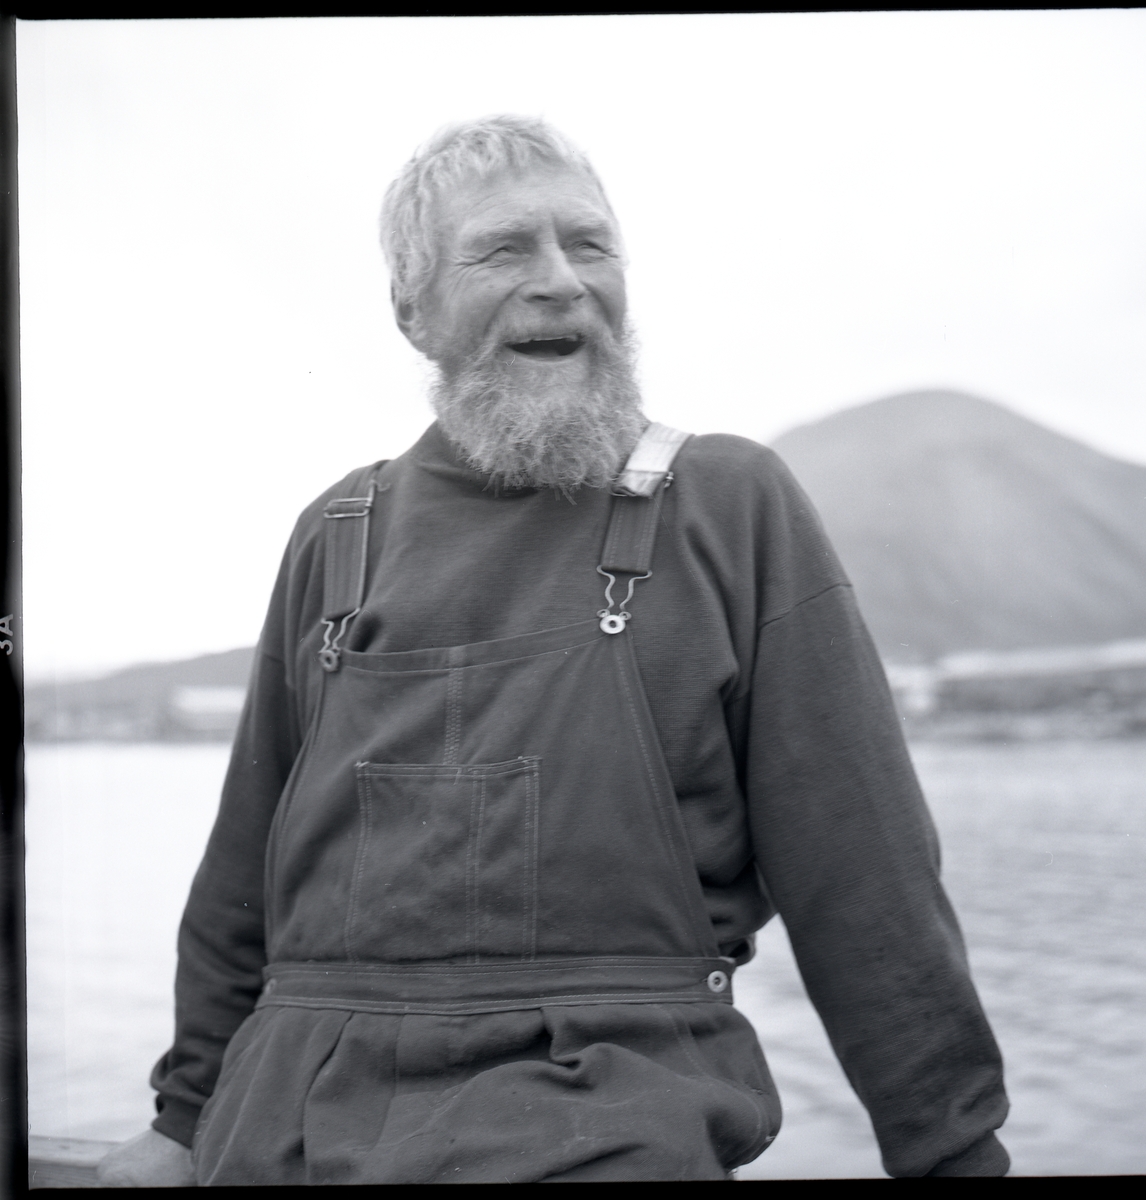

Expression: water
xmin=738 ymin=740 xmax=1146 ymax=1178
xmin=25 ymin=740 xmax=1146 ymax=1177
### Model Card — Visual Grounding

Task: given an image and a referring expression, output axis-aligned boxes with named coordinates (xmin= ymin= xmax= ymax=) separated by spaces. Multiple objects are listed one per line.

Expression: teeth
xmin=506 ymin=334 xmax=583 ymax=357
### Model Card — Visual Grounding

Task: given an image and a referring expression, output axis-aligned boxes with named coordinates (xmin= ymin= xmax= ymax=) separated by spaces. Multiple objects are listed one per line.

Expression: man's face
xmin=399 ymin=162 xmax=628 ymax=378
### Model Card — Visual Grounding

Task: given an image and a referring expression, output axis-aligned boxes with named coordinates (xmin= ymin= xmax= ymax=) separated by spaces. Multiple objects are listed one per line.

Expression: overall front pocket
xmin=346 ymin=758 xmax=542 ymax=962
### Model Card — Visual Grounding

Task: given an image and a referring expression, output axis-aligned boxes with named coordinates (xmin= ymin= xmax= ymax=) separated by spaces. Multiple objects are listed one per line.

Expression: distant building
xmin=26 ymin=685 xmax=248 ymax=742
xmin=23 ymin=647 xmax=255 ymax=743
xmin=885 ymin=638 xmax=1146 ymax=739
xmin=169 ymin=687 xmax=247 ymax=737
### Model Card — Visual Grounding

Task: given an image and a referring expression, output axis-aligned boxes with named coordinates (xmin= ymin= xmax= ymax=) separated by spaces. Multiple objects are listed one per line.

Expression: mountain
xmin=25 ymin=647 xmax=255 ymax=741
xmin=770 ymin=391 xmax=1146 ymax=662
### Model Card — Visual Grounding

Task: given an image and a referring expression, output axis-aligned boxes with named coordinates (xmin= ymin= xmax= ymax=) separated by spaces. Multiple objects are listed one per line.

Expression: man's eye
xmin=571 ymin=242 xmax=609 ymax=259
xmin=484 ymin=246 xmax=517 ymax=262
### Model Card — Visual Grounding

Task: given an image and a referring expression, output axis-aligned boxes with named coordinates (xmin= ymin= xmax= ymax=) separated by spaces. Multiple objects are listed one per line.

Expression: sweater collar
xmin=411 ymin=422 xmax=541 ymax=497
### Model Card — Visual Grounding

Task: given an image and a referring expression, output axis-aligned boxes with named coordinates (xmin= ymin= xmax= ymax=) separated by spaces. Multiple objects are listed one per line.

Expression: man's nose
xmin=523 ymin=243 xmax=586 ymax=305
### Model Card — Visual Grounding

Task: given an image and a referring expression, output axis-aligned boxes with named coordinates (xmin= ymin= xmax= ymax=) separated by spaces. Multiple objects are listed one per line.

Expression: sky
xmin=16 ymin=11 xmax=1146 ymax=681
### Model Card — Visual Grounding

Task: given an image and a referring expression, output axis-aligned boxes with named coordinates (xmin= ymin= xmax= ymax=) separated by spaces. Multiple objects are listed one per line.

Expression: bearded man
xmin=98 ymin=115 xmax=1009 ymax=1185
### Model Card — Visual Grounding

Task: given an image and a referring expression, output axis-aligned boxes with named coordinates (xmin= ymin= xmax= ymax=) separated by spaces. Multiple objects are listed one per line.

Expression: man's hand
xmin=95 ymin=1128 xmax=196 ymax=1188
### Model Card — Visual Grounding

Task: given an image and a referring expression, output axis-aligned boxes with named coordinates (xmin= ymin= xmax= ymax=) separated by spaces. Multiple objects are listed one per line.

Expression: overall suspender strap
xmin=612 ymin=422 xmax=693 ymax=501
xmin=597 ymin=423 xmax=692 ymax=634
xmin=319 ymin=462 xmax=388 ymax=672
xmin=600 ymin=486 xmax=665 ymax=577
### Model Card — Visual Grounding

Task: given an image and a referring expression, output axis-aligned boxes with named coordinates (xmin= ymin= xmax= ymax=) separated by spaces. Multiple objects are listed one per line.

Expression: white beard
xmin=429 ymin=322 xmax=645 ymax=494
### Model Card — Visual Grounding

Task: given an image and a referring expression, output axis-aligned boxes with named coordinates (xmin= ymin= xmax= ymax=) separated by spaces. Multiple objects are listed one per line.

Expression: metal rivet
xmin=706 ymin=970 xmax=729 ymax=993
xmin=599 ymin=613 xmax=627 ymax=635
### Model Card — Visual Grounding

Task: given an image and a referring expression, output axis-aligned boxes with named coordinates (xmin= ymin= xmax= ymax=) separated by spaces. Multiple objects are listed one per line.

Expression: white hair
xmin=380 ymin=114 xmax=618 ymax=305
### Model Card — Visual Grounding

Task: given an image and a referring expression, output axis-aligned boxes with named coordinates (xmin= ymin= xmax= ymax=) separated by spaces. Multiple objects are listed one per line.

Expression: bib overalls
xmin=192 ymin=426 xmax=780 ymax=1184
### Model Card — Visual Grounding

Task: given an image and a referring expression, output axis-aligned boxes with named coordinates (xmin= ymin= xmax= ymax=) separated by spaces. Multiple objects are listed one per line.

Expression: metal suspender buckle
xmin=318 ymin=617 xmax=357 ymax=673
xmin=594 ymin=423 xmax=690 ymax=635
xmin=596 ymin=567 xmax=651 ymax=635
xmin=319 ymin=475 xmax=378 ymax=673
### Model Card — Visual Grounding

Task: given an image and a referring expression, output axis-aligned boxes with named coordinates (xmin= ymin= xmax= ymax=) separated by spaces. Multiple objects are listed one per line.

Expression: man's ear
xmin=392 ymin=284 xmax=431 ymax=356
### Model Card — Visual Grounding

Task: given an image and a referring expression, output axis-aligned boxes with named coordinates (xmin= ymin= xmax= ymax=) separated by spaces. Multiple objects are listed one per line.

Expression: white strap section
xmin=613 ymin=422 xmax=693 ymax=498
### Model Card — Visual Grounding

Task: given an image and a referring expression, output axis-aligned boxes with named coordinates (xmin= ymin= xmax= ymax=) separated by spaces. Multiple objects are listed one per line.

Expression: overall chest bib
xmin=258 ymin=424 xmax=736 ymax=1015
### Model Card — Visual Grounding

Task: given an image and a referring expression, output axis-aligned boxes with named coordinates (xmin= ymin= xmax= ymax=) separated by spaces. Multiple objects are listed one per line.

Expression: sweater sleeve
xmin=742 ymin=464 xmax=1009 ymax=1177
xmin=149 ymin=545 xmax=306 ymax=1148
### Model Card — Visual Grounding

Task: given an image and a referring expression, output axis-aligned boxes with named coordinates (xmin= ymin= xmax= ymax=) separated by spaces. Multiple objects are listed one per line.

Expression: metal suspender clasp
xmin=595 ymin=423 xmax=691 ymax=636
xmin=318 ymin=616 xmax=356 ymax=672
xmin=319 ymin=477 xmax=377 ymax=673
xmin=596 ymin=566 xmax=650 ymax=635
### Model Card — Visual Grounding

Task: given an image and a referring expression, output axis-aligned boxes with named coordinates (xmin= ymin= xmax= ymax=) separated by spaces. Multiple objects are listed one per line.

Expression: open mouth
xmin=506 ymin=335 xmax=585 ymax=359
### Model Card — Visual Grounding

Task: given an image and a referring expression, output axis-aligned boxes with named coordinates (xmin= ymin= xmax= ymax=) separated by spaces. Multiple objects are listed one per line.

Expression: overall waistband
xmin=257 ymin=957 xmax=735 ymax=1017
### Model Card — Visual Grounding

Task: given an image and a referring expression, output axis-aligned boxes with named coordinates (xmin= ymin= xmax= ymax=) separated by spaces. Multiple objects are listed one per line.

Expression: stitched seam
xmin=519 ymin=764 xmax=531 ymax=963
xmin=527 ymin=762 xmax=540 ymax=961
xmin=259 ymin=991 xmax=732 ymax=1010
xmin=601 ymin=502 xmax=626 ymax=566
xmin=476 ymin=774 xmax=488 ymax=962
xmin=756 ymin=581 xmax=853 ymax=632
xmin=635 ymin=491 xmax=662 ymax=570
xmin=444 ymin=667 xmax=462 ymax=764
xmin=390 ymin=1014 xmax=403 ymax=1133
xmin=322 ymin=520 xmax=337 ymax=616
xmin=615 ymin=640 xmax=711 ymax=953
xmin=518 ymin=762 xmax=539 ymax=961
xmin=723 ymin=582 xmax=856 ymax=707
xmin=269 ymin=957 xmax=725 ymax=979
xmin=358 ymin=759 xmax=539 ymax=779
xmin=344 ymin=769 xmax=372 ymax=965
xmin=343 ymin=632 xmax=601 ymax=676
xmin=352 ymin=500 xmax=371 ymax=611
xmin=466 ymin=775 xmax=482 ymax=964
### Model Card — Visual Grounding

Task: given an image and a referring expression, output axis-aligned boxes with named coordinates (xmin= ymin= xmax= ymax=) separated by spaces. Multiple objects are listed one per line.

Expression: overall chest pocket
xmin=347 ymin=758 xmax=542 ymax=962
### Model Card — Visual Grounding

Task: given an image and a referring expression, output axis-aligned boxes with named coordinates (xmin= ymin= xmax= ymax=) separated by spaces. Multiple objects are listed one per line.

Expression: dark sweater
xmin=151 ymin=422 xmax=1008 ymax=1176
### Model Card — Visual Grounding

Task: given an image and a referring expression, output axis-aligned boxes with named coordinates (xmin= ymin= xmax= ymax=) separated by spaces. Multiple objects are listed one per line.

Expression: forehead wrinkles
xmin=458 ymin=203 xmax=616 ymax=253
xmin=430 ymin=165 xmax=619 ymax=255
